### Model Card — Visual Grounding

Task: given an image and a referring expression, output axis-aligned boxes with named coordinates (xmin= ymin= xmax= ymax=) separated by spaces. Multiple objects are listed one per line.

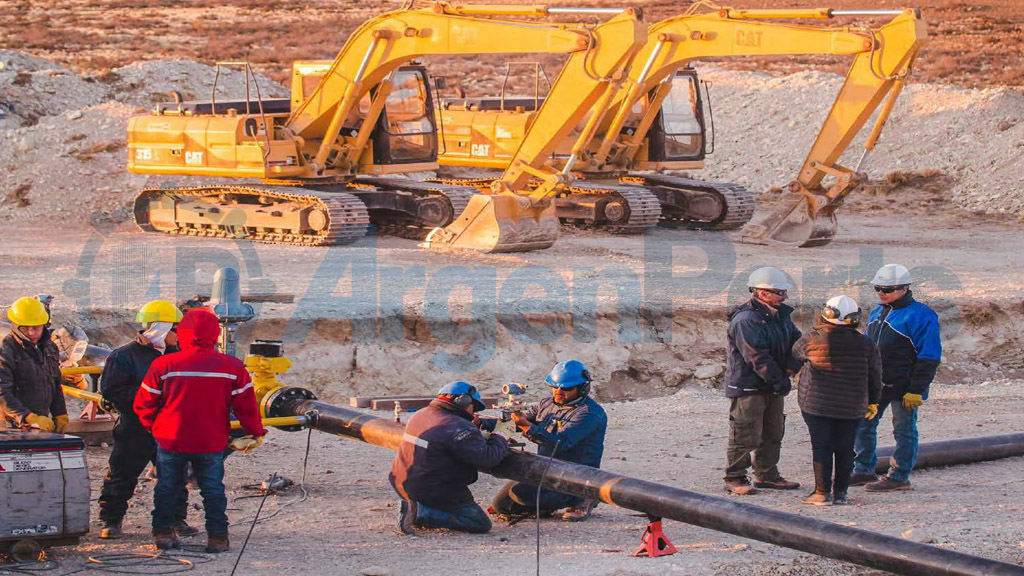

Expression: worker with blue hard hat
xmin=490 ymin=360 xmax=607 ymax=522
xmin=389 ymin=380 xmax=509 ymax=535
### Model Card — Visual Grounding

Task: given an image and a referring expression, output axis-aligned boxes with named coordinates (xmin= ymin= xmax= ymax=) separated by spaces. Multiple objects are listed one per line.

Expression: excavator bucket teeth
xmin=740 ymin=194 xmax=838 ymax=248
xmin=422 ymin=194 xmax=559 ymax=253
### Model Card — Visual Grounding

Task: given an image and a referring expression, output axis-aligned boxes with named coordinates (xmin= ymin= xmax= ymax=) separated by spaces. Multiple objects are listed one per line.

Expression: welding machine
xmin=0 ymin=430 xmax=89 ymax=556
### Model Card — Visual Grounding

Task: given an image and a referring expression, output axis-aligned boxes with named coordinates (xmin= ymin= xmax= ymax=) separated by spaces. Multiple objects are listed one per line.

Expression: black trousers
xmin=98 ymin=422 xmax=188 ymax=523
xmin=802 ymin=412 xmax=860 ymax=494
xmin=491 ymin=481 xmax=583 ymax=516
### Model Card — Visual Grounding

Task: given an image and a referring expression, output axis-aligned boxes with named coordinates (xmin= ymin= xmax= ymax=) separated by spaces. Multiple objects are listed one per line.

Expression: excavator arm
xmin=285 ymin=4 xmax=640 ymax=178
xmin=582 ymin=6 xmax=925 ymax=246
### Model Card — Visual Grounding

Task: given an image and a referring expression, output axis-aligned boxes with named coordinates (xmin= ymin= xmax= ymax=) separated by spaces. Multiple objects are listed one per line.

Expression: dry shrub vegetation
xmin=0 ymin=0 xmax=1021 ymax=90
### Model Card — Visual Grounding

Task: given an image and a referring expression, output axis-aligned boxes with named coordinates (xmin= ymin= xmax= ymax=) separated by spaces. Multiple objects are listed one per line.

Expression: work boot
xmin=848 ymin=473 xmax=878 ymax=487
xmin=172 ymin=520 xmax=199 ymax=537
xmin=99 ymin=520 xmax=122 ymax=540
xmin=832 ymin=492 xmax=849 ymax=505
xmin=152 ymin=528 xmax=180 ymax=550
xmin=724 ymin=477 xmax=759 ymax=496
xmin=754 ymin=476 xmax=801 ymax=490
xmin=205 ymin=533 xmax=230 ymax=553
xmin=803 ymin=491 xmax=832 ymax=506
xmin=864 ymin=476 xmax=912 ymax=492
xmin=558 ymin=499 xmax=598 ymax=522
xmin=396 ymin=499 xmax=418 ymax=535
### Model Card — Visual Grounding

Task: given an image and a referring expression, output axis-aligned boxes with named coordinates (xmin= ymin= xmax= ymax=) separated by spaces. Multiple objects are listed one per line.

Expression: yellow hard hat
xmin=135 ymin=300 xmax=183 ymax=325
xmin=7 ymin=297 xmax=50 ymax=326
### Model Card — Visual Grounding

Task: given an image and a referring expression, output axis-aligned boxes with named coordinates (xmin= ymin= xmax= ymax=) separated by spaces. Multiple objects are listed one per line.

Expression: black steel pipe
xmin=876 ymin=433 xmax=1024 ymax=474
xmin=288 ymin=399 xmax=1024 ymax=576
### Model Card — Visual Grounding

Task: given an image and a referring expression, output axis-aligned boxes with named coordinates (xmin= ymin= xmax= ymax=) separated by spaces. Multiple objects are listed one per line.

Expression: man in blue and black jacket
xmin=850 ymin=264 xmax=941 ymax=492
xmin=491 ymin=360 xmax=607 ymax=522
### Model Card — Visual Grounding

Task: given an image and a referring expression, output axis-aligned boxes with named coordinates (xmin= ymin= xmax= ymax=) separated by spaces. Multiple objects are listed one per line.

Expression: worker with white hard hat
xmin=850 ymin=264 xmax=941 ymax=492
xmin=722 ymin=267 xmax=803 ymax=496
xmin=792 ymin=295 xmax=882 ymax=506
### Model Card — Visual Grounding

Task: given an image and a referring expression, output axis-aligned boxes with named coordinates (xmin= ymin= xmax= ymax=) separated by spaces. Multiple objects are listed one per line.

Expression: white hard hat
xmin=871 ymin=264 xmax=912 ymax=287
xmin=747 ymin=266 xmax=791 ymax=291
xmin=822 ymin=295 xmax=861 ymax=326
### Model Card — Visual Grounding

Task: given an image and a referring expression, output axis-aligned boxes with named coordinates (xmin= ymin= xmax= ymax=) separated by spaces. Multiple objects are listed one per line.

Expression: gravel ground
xmin=48 ymin=378 xmax=1024 ymax=576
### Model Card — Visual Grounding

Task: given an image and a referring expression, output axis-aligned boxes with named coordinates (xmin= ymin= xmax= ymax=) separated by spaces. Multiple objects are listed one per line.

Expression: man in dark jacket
xmin=723 ymin=267 xmax=802 ymax=495
xmin=0 ymin=297 xmax=68 ymax=433
xmin=851 ymin=264 xmax=941 ymax=492
xmin=135 ymin=309 xmax=266 ymax=552
xmin=390 ymin=381 xmax=509 ymax=535
xmin=793 ymin=295 xmax=882 ymax=505
xmin=97 ymin=300 xmax=196 ymax=540
xmin=491 ymin=360 xmax=607 ymax=522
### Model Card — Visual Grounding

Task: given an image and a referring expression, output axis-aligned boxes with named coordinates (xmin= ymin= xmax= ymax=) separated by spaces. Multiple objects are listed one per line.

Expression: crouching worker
xmin=491 ymin=360 xmax=607 ymax=522
xmin=792 ymin=296 xmax=881 ymax=506
xmin=390 ymin=381 xmax=509 ymax=535
xmin=134 ymin=309 xmax=266 ymax=552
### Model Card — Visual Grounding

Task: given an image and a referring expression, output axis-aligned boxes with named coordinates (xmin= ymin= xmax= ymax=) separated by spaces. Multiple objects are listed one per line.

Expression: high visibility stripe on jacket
xmin=134 ymin=310 xmax=265 ymax=453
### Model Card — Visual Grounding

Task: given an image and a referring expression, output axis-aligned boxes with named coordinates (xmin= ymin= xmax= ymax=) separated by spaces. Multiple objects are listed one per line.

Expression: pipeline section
xmin=286 ymin=398 xmax=1024 ymax=576
xmin=876 ymin=432 xmax=1024 ymax=474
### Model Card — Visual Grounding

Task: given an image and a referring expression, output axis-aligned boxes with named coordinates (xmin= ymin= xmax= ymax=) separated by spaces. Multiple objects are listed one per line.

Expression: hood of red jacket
xmin=176 ymin=309 xmax=220 ymax=350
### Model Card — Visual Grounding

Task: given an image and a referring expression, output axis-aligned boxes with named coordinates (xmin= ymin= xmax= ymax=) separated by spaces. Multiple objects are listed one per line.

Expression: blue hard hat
xmin=545 ymin=360 xmax=591 ymax=389
xmin=437 ymin=381 xmax=486 ymax=411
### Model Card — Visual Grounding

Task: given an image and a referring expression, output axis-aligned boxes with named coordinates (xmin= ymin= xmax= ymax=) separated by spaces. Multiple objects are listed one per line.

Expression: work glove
xmin=25 ymin=413 xmax=55 ymax=432
xmin=902 ymin=393 xmax=924 ymax=410
xmin=229 ymin=435 xmax=264 ymax=454
xmin=864 ymin=404 xmax=879 ymax=420
xmin=55 ymin=414 xmax=70 ymax=434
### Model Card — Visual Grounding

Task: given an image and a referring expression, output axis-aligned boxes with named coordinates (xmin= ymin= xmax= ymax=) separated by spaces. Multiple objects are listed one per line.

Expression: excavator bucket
xmin=740 ymin=194 xmax=838 ymax=248
xmin=421 ymin=193 xmax=560 ymax=253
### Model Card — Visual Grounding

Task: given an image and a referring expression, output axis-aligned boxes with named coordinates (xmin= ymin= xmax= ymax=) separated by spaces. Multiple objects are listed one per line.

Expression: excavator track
xmin=133 ymin=185 xmax=370 ymax=247
xmin=427 ymin=176 xmax=661 ymax=234
xmin=621 ymin=174 xmax=755 ymax=230
xmin=353 ymin=177 xmax=475 ymax=240
xmin=559 ymin=182 xmax=662 ymax=234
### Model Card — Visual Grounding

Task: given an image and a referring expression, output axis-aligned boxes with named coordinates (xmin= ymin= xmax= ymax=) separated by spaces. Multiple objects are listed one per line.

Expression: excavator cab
xmin=366 ymin=66 xmax=439 ymax=167
xmin=643 ymin=69 xmax=707 ymax=165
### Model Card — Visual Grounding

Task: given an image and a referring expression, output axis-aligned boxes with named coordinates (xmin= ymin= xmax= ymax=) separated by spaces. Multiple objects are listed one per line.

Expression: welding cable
xmin=229 ymin=427 xmax=313 ymax=527
xmin=535 ymin=439 xmax=562 ymax=576
xmin=229 ymin=475 xmax=274 ymax=576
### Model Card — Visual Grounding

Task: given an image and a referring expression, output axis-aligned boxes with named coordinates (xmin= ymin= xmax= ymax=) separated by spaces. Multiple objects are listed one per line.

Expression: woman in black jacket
xmin=792 ymin=295 xmax=882 ymax=505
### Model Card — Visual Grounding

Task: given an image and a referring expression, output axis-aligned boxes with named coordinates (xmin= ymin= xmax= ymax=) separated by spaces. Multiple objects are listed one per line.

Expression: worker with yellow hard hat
xmin=0 ymin=297 xmax=69 ymax=433
xmin=96 ymin=299 xmax=198 ymax=540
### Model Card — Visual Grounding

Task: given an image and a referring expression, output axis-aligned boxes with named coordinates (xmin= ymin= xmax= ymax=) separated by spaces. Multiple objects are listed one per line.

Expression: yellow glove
xmin=25 ymin=413 xmax=55 ymax=432
xmin=55 ymin=414 xmax=70 ymax=434
xmin=902 ymin=393 xmax=924 ymax=410
xmin=864 ymin=404 xmax=878 ymax=420
xmin=229 ymin=435 xmax=264 ymax=454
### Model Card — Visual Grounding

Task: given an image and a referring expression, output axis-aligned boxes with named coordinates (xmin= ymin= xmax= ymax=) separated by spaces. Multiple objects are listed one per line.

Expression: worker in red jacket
xmin=134 ymin=309 xmax=266 ymax=553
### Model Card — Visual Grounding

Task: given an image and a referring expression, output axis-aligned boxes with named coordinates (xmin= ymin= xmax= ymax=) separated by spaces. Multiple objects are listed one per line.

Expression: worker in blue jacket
xmin=491 ymin=360 xmax=607 ymax=522
xmin=849 ymin=264 xmax=941 ymax=492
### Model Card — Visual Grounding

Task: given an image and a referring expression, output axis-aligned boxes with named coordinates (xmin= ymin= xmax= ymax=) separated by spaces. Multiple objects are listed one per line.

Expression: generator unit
xmin=0 ymin=430 xmax=90 ymax=555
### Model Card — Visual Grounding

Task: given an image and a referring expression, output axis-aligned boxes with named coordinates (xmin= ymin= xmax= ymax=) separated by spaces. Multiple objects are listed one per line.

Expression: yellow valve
xmin=244 ymin=353 xmax=293 ymax=408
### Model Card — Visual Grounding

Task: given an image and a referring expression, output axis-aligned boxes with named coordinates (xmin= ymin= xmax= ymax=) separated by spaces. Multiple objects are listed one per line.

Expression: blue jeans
xmin=853 ymin=399 xmax=919 ymax=481
xmin=415 ymin=502 xmax=492 ymax=534
xmin=154 ymin=448 xmax=227 ymax=535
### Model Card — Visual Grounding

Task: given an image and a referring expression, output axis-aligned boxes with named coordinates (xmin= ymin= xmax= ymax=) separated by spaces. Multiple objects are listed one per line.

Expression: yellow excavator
xmin=429 ymin=3 xmax=926 ymax=246
xmin=127 ymin=3 xmax=646 ymax=251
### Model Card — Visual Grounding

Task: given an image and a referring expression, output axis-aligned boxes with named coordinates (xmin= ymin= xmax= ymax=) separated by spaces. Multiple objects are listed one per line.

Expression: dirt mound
xmin=105 ymin=59 xmax=288 ymax=108
xmin=0 ymin=50 xmax=108 ymax=127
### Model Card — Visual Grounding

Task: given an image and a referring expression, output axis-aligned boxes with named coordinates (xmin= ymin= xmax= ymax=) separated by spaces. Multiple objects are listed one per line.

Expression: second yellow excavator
xmin=429 ymin=4 xmax=926 ymax=246
xmin=126 ymin=3 xmax=647 ymax=252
